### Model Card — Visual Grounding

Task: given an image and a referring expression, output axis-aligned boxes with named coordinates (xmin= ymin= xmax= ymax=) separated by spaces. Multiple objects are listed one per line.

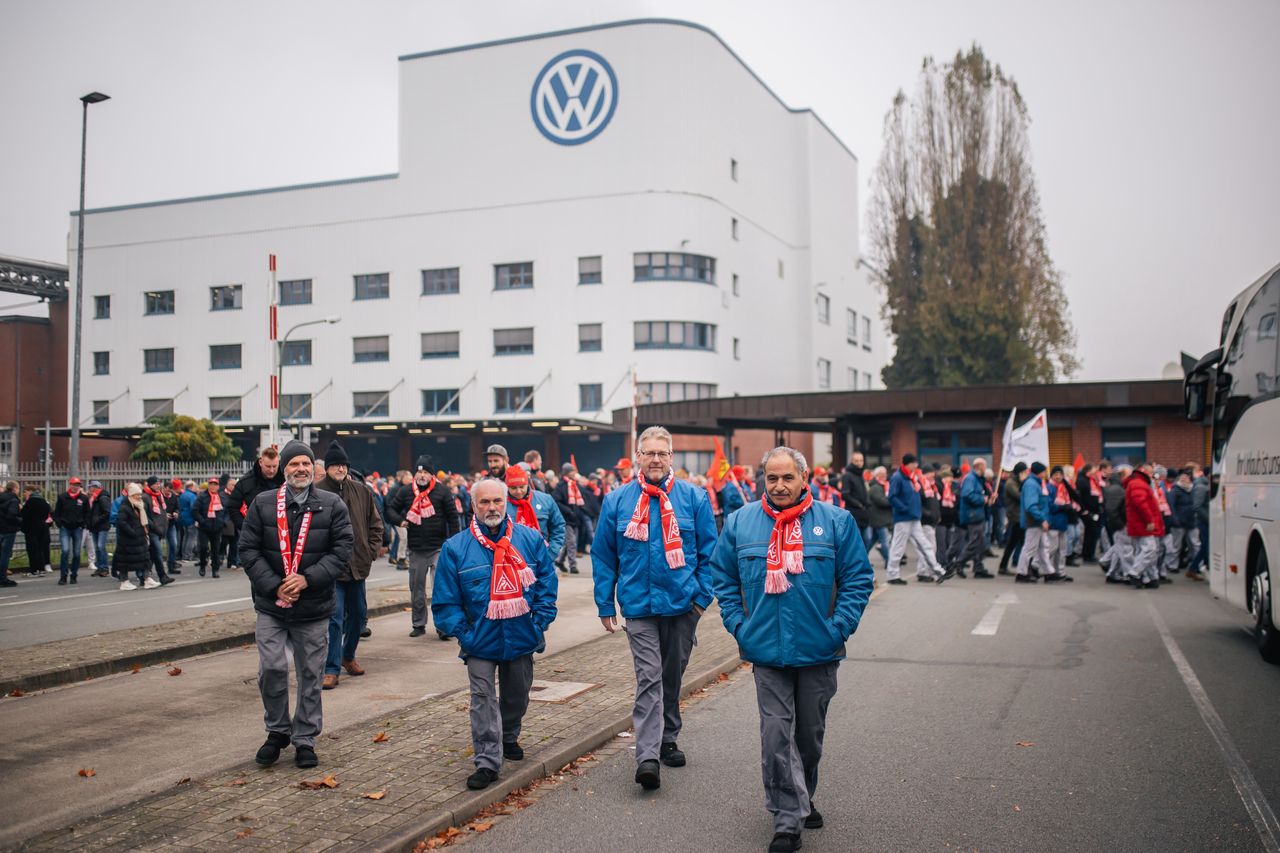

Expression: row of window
xmin=815 ymin=357 xmax=875 ymax=390
xmin=812 ymin=296 xmax=874 ymax=350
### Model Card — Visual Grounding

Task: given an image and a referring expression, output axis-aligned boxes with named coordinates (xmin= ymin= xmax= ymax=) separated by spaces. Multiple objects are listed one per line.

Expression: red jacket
xmin=1125 ymin=470 xmax=1165 ymax=538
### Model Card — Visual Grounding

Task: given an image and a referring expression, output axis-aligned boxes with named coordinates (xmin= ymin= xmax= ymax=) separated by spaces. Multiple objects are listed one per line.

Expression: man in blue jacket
xmin=433 ymin=479 xmax=558 ymax=792
xmin=956 ymin=458 xmax=995 ymax=579
xmin=178 ymin=480 xmax=198 ymax=561
xmin=592 ymin=425 xmax=717 ymax=791
xmin=1015 ymin=462 xmax=1059 ymax=582
xmin=886 ymin=454 xmax=945 ymax=584
xmin=504 ymin=466 xmax=565 ymax=558
xmin=710 ymin=446 xmax=874 ymax=853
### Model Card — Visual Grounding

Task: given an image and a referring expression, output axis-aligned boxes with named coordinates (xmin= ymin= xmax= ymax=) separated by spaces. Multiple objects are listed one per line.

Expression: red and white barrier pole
xmin=268 ymin=254 xmax=280 ymax=447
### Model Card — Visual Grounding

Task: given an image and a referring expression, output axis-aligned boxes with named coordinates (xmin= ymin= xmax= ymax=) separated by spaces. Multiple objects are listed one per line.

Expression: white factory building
xmin=69 ymin=18 xmax=884 ymax=474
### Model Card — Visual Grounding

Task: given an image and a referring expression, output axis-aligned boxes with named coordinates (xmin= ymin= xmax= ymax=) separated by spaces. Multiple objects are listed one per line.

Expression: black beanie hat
xmin=280 ymin=439 xmax=315 ymax=467
xmin=323 ymin=440 xmax=349 ymax=467
xmin=1030 ymin=461 xmax=1047 ymax=475
xmin=902 ymin=453 xmax=917 ymax=466
xmin=1012 ymin=462 xmax=1028 ymax=474
xmin=415 ymin=454 xmax=434 ymax=472
xmin=146 ymin=475 xmax=159 ymax=487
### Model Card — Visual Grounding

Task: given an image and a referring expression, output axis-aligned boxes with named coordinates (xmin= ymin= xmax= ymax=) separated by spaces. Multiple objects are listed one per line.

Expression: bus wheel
xmin=1252 ymin=551 xmax=1280 ymax=665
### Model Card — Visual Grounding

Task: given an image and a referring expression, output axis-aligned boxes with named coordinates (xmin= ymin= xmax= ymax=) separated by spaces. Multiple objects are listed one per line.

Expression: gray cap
xmin=485 ymin=444 xmax=508 ymax=458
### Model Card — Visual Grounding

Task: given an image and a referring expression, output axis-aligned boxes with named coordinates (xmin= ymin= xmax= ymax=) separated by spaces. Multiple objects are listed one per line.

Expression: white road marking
xmin=1147 ymin=599 xmax=1280 ymax=852
xmin=0 ymin=595 xmax=17 ymax=601
xmin=971 ymin=593 xmax=1018 ymax=636
xmin=185 ymin=597 xmax=251 ymax=608
xmin=0 ymin=580 xmax=198 ymax=608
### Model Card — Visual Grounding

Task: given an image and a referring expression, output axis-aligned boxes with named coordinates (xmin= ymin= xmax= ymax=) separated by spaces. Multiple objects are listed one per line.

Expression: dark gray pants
xmin=255 ymin=611 xmax=328 ymax=748
xmin=753 ymin=661 xmax=840 ymax=835
xmin=409 ymin=548 xmax=440 ymax=629
xmin=624 ymin=610 xmax=700 ymax=763
xmin=557 ymin=523 xmax=578 ymax=571
xmin=466 ymin=655 xmax=534 ymax=772
xmin=958 ymin=521 xmax=987 ymax=571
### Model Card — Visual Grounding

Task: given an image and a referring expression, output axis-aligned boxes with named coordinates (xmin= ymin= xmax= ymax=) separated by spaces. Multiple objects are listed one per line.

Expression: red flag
xmin=706 ymin=438 xmax=730 ymax=489
xmin=570 ymin=453 xmax=579 ymax=472
xmin=1072 ymin=453 xmax=1085 ymax=471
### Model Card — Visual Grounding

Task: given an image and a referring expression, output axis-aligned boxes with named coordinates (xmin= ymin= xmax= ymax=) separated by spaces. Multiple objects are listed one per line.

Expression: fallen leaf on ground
xmin=7 ymin=688 xmax=24 ymax=697
xmin=1013 ymin=805 xmax=1022 ymax=812
xmin=403 ymin=607 xmax=412 ymax=612
xmin=372 ymin=731 xmax=389 ymax=743
xmin=299 ymin=774 xmax=339 ymax=790
xmin=230 ymin=778 xmax=246 ymax=786
xmin=1015 ymin=741 xmax=1036 ymax=748
xmin=362 ymin=791 xmax=386 ymax=800
xmin=176 ymin=777 xmax=191 ymax=785
xmin=717 ymin=673 xmax=729 ymax=682
xmin=553 ymin=668 xmax=566 ymax=673
xmin=471 ymin=822 xmax=493 ymax=832
xmin=423 ymin=839 xmax=445 ymax=850
xmin=78 ymin=768 xmax=96 ymax=777
xmin=445 ymin=827 xmax=462 ymax=838
xmin=167 ymin=667 xmax=182 ymax=676
xmin=205 ymin=611 xmax=218 ymax=617
xmin=235 ymin=827 xmax=254 ymax=839
xmin=130 ymin=663 xmax=142 ymax=674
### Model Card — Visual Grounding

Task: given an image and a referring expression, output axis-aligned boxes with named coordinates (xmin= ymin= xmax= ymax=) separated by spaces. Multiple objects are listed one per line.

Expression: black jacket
xmin=1102 ymin=481 xmax=1126 ymax=534
xmin=840 ymin=465 xmax=870 ymax=526
xmin=1075 ymin=473 xmax=1101 ymax=517
xmin=87 ymin=490 xmax=113 ymax=533
xmin=0 ymin=491 xmax=20 ymax=534
xmin=385 ymin=479 xmax=461 ymax=554
xmin=552 ymin=480 xmax=580 ymax=526
xmin=920 ymin=478 xmax=942 ymax=527
xmin=868 ymin=481 xmax=894 ymax=529
xmin=142 ymin=488 xmax=169 ymax=536
xmin=240 ymin=485 xmax=353 ymax=622
xmin=114 ymin=502 xmax=152 ymax=573
xmin=226 ymin=461 xmax=285 ymax=533
xmin=53 ymin=490 xmax=91 ymax=530
xmin=20 ymin=494 xmax=51 ymax=538
xmin=315 ymin=475 xmax=383 ymax=581
xmin=194 ymin=489 xmax=227 ymax=534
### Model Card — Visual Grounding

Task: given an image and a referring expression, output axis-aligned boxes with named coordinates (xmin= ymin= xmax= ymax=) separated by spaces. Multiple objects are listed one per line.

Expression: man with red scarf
xmin=553 ymin=462 xmax=585 ymax=574
xmin=52 ymin=477 xmax=90 ymax=585
xmin=386 ymin=455 xmax=462 ymax=639
xmin=1124 ymin=462 xmax=1165 ymax=589
xmin=808 ymin=467 xmax=843 ymax=508
xmin=711 ymin=447 xmax=874 ymax=853
xmin=195 ymin=477 xmax=227 ymax=577
xmin=592 ymin=426 xmax=717 ymax=792
xmin=433 ymin=478 xmax=557 ymax=791
xmin=504 ymin=466 xmax=565 ymax=559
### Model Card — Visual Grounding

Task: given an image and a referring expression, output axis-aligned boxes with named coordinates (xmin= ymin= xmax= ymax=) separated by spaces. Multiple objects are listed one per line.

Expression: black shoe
xmin=768 ymin=832 xmax=802 ymax=852
xmin=997 ymin=567 xmax=1011 ymax=576
xmin=1065 ymin=557 xmax=1080 ymax=567
xmin=503 ymin=741 xmax=524 ymax=761
xmin=569 ymin=567 xmax=580 ymax=574
xmin=1014 ymin=574 xmax=1037 ymax=583
xmin=916 ymin=574 xmax=935 ymax=583
xmin=984 ymin=549 xmax=998 ymax=558
xmin=0 ymin=579 xmax=16 ymax=587
xmin=1129 ymin=577 xmax=1145 ymax=589
xmin=294 ymin=745 xmax=318 ymax=768
xmin=467 ymin=767 xmax=498 ymax=790
xmin=1042 ymin=573 xmax=1067 ymax=583
xmin=360 ymin=626 xmax=372 ymax=638
xmin=887 ymin=578 xmax=908 ymax=585
xmin=555 ymin=561 xmax=565 ymax=573
xmin=660 ymin=741 xmax=686 ymax=767
xmin=409 ymin=626 xmax=425 ymax=637
xmin=955 ymin=568 xmax=968 ymax=579
xmin=255 ymin=732 xmax=291 ymax=766
xmin=635 ymin=759 xmax=661 ymax=790
xmin=973 ymin=569 xmax=995 ymax=579
xmin=1160 ymin=576 xmax=1173 ymax=584
xmin=198 ymin=567 xmax=206 ymax=577
xmin=212 ymin=571 xmax=220 ymax=578
xmin=804 ymin=804 xmax=823 ymax=829
xmin=170 ymin=568 xmax=182 ymax=574
xmin=159 ymin=576 xmax=175 ymax=586
xmin=70 ymin=576 xmax=77 ymax=584
xmin=1143 ymin=579 xmax=1161 ymax=589
xmin=436 ymin=629 xmax=453 ymax=641
xmin=1105 ymin=576 xmax=1125 ymax=584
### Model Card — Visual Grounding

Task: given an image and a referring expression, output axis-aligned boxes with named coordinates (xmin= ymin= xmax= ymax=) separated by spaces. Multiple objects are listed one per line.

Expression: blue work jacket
xmin=957 ymin=472 xmax=989 ymax=526
xmin=710 ymin=500 xmax=874 ymax=668
xmin=431 ymin=523 xmax=558 ymax=663
xmin=178 ymin=489 xmax=198 ymax=526
xmin=888 ymin=469 xmax=922 ymax=523
xmin=1021 ymin=474 xmax=1049 ymax=528
xmin=507 ymin=490 xmax=566 ymax=558
xmin=719 ymin=481 xmax=753 ymax=517
xmin=592 ymin=477 xmax=717 ymax=619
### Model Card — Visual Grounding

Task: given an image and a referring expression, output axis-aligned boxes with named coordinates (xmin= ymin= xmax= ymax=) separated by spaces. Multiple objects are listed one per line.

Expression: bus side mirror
xmin=1183 ymin=371 xmax=1210 ymax=422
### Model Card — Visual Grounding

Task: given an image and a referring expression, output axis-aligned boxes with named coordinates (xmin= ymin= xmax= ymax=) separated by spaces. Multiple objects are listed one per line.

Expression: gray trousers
xmin=1101 ymin=530 xmax=1132 ymax=579
xmin=1046 ymin=529 xmax=1067 ymax=573
xmin=887 ymin=520 xmax=941 ymax=579
xmin=1162 ymin=528 xmax=1186 ymax=572
xmin=255 ymin=611 xmax=328 ymax=747
xmin=409 ymin=548 xmax=440 ymax=629
xmin=935 ymin=524 xmax=959 ymax=568
xmin=558 ymin=523 xmax=578 ymax=571
xmin=1128 ymin=535 xmax=1161 ymax=583
xmin=1016 ymin=526 xmax=1054 ymax=576
xmin=624 ymin=610 xmax=701 ymax=762
xmin=466 ymin=655 xmax=535 ymax=772
xmin=753 ymin=662 xmax=840 ymax=835
xmin=957 ymin=521 xmax=987 ymax=571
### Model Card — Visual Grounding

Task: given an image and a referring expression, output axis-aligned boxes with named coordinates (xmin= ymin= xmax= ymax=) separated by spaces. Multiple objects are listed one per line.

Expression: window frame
xmin=209 ymin=343 xmax=243 ymax=371
xmin=494 ymin=262 xmax=534 ymax=291
xmin=281 ymin=339 xmax=312 ymax=366
xmin=493 ymin=327 xmax=535 ymax=356
xmin=421 ymin=331 xmax=461 ymax=360
xmin=209 ymin=284 xmax=243 ymax=312
xmin=209 ymin=396 xmax=243 ymax=422
xmin=93 ymin=294 xmax=111 ymax=319
xmin=578 ymin=323 xmax=603 ymax=352
xmin=422 ymin=388 xmax=461 ymax=417
xmin=352 ymin=335 xmax=391 ymax=363
xmin=421 ymin=267 xmax=460 ymax=296
xmin=353 ymin=272 xmax=390 ymax=301
xmin=577 ymin=256 xmax=603 ymax=285
xmin=278 ymin=278 xmax=313 ymax=306
xmin=279 ymin=393 xmax=313 ymax=420
xmin=143 ymin=347 xmax=174 ymax=373
xmin=91 ymin=400 xmax=109 ymax=425
xmin=352 ymin=391 xmax=390 ymax=418
xmin=816 ymin=293 xmax=831 ymax=325
xmin=494 ymin=386 xmax=534 ymax=414
xmin=143 ymin=290 xmax=175 ymax=316
xmin=633 ymin=252 xmax=716 ymax=285
xmin=92 ymin=350 xmax=110 ymax=375
xmin=633 ymin=321 xmax=716 ymax=352
xmin=817 ymin=358 xmax=831 ymax=389
xmin=579 ymin=383 xmax=603 ymax=411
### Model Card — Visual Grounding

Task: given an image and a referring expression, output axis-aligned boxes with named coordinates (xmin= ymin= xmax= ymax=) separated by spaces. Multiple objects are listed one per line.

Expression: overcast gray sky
xmin=3 ymin=0 xmax=1276 ymax=381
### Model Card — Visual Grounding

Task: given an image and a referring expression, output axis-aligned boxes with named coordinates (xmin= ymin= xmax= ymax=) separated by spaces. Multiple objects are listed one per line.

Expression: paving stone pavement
xmin=0 ymin=584 xmax=412 ymax=695
xmin=13 ymin=611 xmax=743 ymax=852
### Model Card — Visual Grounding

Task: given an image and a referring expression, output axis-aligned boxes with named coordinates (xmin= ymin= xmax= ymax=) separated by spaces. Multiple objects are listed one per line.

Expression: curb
xmin=369 ymin=644 xmax=747 ymax=853
xmin=0 ymin=598 xmax=411 ymax=696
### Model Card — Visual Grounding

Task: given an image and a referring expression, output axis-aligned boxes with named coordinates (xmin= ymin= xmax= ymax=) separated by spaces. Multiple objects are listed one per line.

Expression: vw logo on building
xmin=530 ymin=49 xmax=618 ymax=145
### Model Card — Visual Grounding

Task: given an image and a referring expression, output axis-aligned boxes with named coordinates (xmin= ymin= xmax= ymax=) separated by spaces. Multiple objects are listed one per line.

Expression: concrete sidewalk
xmin=16 ymin=613 xmax=743 ymax=852
xmin=0 ymin=584 xmax=412 ymax=696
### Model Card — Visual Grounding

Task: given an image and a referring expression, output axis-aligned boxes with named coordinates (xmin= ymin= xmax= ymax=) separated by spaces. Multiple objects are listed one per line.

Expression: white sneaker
xmin=143 ymin=578 xmax=161 ymax=589
xmin=44 ymin=566 xmax=53 ymax=573
xmin=119 ymin=580 xmax=138 ymax=591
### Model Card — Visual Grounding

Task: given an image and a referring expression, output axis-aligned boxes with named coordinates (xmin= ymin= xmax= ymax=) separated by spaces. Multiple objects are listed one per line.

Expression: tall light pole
xmin=70 ymin=91 xmax=110 ymax=479
xmin=276 ymin=316 xmax=340 ymax=443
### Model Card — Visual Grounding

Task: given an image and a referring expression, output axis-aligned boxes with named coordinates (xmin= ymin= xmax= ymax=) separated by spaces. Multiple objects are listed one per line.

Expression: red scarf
xmin=274 ymin=485 xmax=313 ymax=609
xmin=409 ymin=477 xmax=437 ymax=522
xmin=623 ymin=473 xmax=685 ymax=568
xmin=565 ymin=477 xmax=585 ymax=506
xmin=761 ymin=490 xmax=813 ymax=594
xmin=1088 ymin=473 xmax=1104 ymax=498
xmin=90 ymin=487 xmax=102 ymax=505
xmin=470 ymin=516 xmax=535 ymax=620
xmin=904 ymin=467 xmax=922 ymax=492
xmin=941 ymin=480 xmax=956 ymax=508
xmin=1054 ymin=482 xmax=1071 ymax=506
xmin=1154 ymin=484 xmax=1171 ymax=516
xmin=919 ymin=474 xmax=937 ymax=500
xmin=509 ymin=493 xmax=540 ymax=531
xmin=208 ymin=487 xmax=222 ymax=516
xmin=144 ymin=486 xmax=163 ymax=515
xmin=813 ymin=481 xmax=838 ymax=504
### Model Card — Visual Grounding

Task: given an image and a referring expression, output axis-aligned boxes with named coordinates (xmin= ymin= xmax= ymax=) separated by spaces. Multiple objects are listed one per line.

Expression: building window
xmin=1101 ymin=428 xmax=1146 ymax=467
xmin=731 ymin=218 xmax=739 ymax=240
xmin=94 ymin=295 xmax=110 ymax=319
xmin=633 ymin=252 xmax=716 ymax=285
xmin=578 ymin=256 xmax=603 ymax=285
xmin=733 ymin=337 xmax=740 ymax=360
xmin=494 ymin=327 xmax=534 ymax=355
xmin=142 ymin=398 xmax=173 ymax=419
xmin=634 ymin=321 xmax=716 ymax=351
xmin=144 ymin=290 xmax=174 ymax=315
xmin=847 ymin=309 xmax=858 ymax=344
xmin=422 ymin=267 xmax=460 ymax=295
xmin=91 ymin=401 xmax=109 ymax=425
xmin=353 ymin=335 xmax=390 ymax=363
xmin=92 ymin=351 xmax=109 ymax=375
xmin=282 ymin=339 xmax=312 ymax=366
xmin=863 ymin=371 xmax=872 ymax=390
xmin=353 ymin=391 xmax=389 ymax=418
xmin=209 ymin=396 xmax=242 ymax=422
xmin=730 ymin=158 xmax=738 ymax=181
xmin=422 ymin=388 xmax=460 ymax=416
xmin=579 ymin=323 xmax=602 ymax=352
xmin=280 ymin=393 xmax=312 ymax=420
xmin=817 ymin=358 xmax=831 ymax=389
xmin=732 ymin=273 xmax=739 ymax=297
xmin=494 ymin=262 xmax=534 ymax=290
xmin=636 ymin=382 xmax=718 ymax=404
xmin=279 ymin=279 xmax=312 ymax=305
xmin=210 ymin=284 xmax=243 ymax=311
xmin=862 ymin=316 xmax=871 ymax=350
xmin=848 ymin=368 xmax=858 ymax=390
xmin=421 ymin=331 xmax=460 ymax=359
xmin=0 ymin=428 xmax=10 ymax=466
xmin=817 ymin=293 xmax=830 ymax=325
xmin=209 ymin=343 xmax=242 ymax=370
xmin=354 ymin=273 xmax=390 ymax=300
xmin=494 ymin=386 xmax=533 ymax=414
xmin=579 ymin=383 xmax=603 ymax=411
xmin=143 ymin=348 xmax=174 ymax=373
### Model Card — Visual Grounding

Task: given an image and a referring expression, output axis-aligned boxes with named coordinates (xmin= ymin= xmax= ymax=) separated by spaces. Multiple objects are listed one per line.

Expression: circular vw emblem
xmin=813 ymin=526 xmax=824 ymax=536
xmin=530 ymin=49 xmax=618 ymax=145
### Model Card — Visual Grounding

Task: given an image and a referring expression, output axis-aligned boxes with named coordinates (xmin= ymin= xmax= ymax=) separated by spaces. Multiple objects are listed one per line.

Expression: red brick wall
xmin=890 ymin=417 xmax=916 ymax=464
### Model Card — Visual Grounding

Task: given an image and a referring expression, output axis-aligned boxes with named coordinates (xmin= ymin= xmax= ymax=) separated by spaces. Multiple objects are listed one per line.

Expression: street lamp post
xmin=276 ymin=316 xmax=340 ymax=444
xmin=70 ymin=91 xmax=110 ymax=479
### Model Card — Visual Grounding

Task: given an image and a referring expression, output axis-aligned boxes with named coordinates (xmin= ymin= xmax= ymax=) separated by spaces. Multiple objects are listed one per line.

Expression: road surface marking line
xmin=0 ymin=580 xmax=196 ymax=608
xmin=186 ymin=597 xmax=251 ymax=608
xmin=1147 ymin=599 xmax=1280 ymax=853
xmin=972 ymin=593 xmax=1018 ymax=636
xmin=0 ymin=595 xmax=16 ymax=601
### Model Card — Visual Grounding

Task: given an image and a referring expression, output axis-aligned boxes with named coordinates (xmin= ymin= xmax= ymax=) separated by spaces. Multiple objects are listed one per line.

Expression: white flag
xmin=1001 ymin=409 xmax=1049 ymax=469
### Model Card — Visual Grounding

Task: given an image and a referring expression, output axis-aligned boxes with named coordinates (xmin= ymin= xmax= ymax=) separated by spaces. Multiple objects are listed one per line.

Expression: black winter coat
xmin=0 ymin=491 xmax=20 ymax=534
xmin=1102 ymin=481 xmax=1126 ymax=534
xmin=114 ymin=503 xmax=152 ymax=573
xmin=552 ymin=480 xmax=580 ymax=526
xmin=240 ymin=486 xmax=353 ymax=622
xmin=840 ymin=465 xmax=870 ymax=526
xmin=226 ymin=462 xmax=284 ymax=533
xmin=385 ymin=479 xmax=461 ymax=553
xmin=88 ymin=490 xmax=112 ymax=532
xmin=20 ymin=494 xmax=52 ymax=539
xmin=194 ymin=490 xmax=227 ymax=534
xmin=53 ymin=490 xmax=91 ymax=530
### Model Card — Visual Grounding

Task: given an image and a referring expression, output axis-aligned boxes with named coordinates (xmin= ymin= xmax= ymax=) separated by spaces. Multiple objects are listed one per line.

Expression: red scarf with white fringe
xmin=470 ymin=516 xmax=535 ymax=620
xmin=409 ymin=477 xmax=437 ymax=521
xmin=624 ymin=473 xmax=684 ymax=568
xmin=761 ymin=490 xmax=813 ymax=594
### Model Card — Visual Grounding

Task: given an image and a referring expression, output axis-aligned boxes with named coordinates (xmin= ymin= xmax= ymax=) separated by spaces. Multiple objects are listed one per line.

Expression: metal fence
xmin=5 ymin=461 xmax=253 ymax=504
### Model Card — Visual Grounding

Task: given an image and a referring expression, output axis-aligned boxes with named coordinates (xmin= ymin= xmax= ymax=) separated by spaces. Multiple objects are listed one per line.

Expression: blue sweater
xmin=957 ymin=472 xmax=988 ymax=526
xmin=888 ymin=469 xmax=922 ymax=523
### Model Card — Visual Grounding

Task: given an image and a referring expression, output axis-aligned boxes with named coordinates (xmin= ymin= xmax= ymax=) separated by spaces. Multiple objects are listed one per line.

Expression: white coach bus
xmin=1185 ymin=262 xmax=1280 ymax=663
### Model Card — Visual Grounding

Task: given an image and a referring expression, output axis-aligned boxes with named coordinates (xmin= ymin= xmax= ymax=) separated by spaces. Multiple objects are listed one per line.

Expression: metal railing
xmin=5 ymin=461 xmax=253 ymax=503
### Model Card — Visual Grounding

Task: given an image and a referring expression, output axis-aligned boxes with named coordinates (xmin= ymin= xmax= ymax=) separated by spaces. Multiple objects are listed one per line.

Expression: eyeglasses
xmin=637 ymin=451 xmax=672 ymax=460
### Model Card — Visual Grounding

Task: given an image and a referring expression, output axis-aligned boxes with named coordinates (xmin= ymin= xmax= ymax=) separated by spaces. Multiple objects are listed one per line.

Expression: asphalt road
xmin=461 ymin=569 xmax=1280 ymax=853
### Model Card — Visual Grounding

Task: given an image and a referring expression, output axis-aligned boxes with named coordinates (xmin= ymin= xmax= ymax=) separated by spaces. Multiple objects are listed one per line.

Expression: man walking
xmin=956 ymin=458 xmax=995 ymax=578
xmin=1015 ymin=462 xmax=1060 ymax=582
xmin=553 ymin=462 xmax=584 ymax=574
xmin=178 ymin=480 xmax=198 ymax=561
xmin=87 ymin=480 xmax=112 ymax=577
xmin=241 ymin=440 xmax=353 ymax=769
xmin=386 ymin=455 xmax=462 ymax=639
xmin=0 ymin=481 xmax=19 ymax=587
xmin=886 ymin=454 xmax=945 ymax=584
xmin=505 ymin=465 xmax=565 ymax=558
xmin=432 ymin=479 xmax=558 ymax=790
xmin=195 ymin=477 xmax=226 ymax=577
xmin=1124 ymin=462 xmax=1165 ymax=590
xmin=839 ymin=452 xmax=870 ymax=547
xmin=142 ymin=477 xmax=175 ymax=584
xmin=710 ymin=447 xmax=874 ymax=853
xmin=53 ymin=476 xmax=90 ymax=585
xmin=316 ymin=441 xmax=383 ymax=689
xmin=227 ymin=447 xmax=284 ymax=560
xmin=592 ymin=426 xmax=717 ymax=791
